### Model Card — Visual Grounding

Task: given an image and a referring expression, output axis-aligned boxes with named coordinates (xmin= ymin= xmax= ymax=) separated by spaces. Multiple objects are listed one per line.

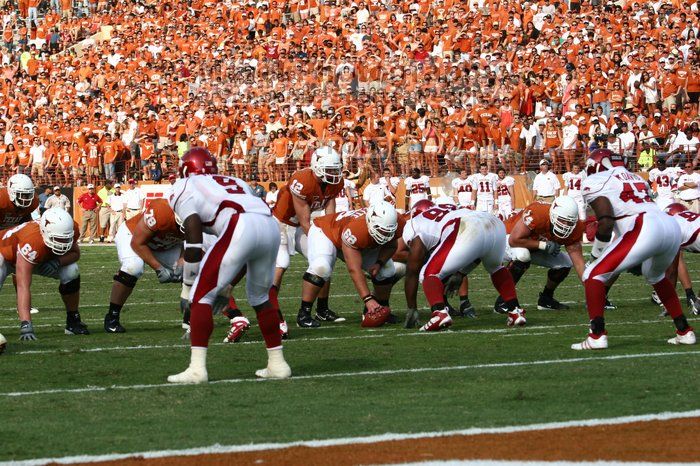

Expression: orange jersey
xmin=313 ymin=209 xmax=406 ymax=250
xmin=504 ymin=202 xmax=584 ymax=246
xmin=0 ymin=188 xmax=40 ymax=229
xmin=272 ymin=168 xmax=344 ymax=226
xmin=125 ymin=198 xmax=183 ymax=251
xmin=0 ymin=220 xmax=79 ymax=265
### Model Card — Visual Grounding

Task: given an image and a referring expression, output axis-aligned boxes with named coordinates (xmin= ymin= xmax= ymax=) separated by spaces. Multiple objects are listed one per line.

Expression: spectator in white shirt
xmin=561 ymin=115 xmax=580 ymax=172
xmin=362 ymin=171 xmax=392 ymax=207
xmin=107 ymin=183 xmax=126 ymax=242
xmin=123 ymin=178 xmax=145 ymax=220
xmin=618 ymin=126 xmax=637 ymax=163
xmin=532 ymin=159 xmax=561 ymax=202
xmin=265 ymin=182 xmax=279 ymax=209
xmin=677 ymin=162 xmax=700 ymax=213
xmin=44 ymin=186 xmax=71 ymax=211
xmin=669 ymin=128 xmax=700 ymax=165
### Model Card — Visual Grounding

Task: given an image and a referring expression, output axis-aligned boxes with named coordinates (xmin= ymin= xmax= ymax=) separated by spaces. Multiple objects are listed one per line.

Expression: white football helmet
xmin=434 ymin=196 xmax=456 ymax=207
xmin=39 ymin=208 xmax=75 ymax=255
xmin=8 ymin=174 xmax=35 ymax=208
xmin=549 ymin=196 xmax=579 ymax=239
xmin=366 ymin=201 xmax=398 ymax=245
xmin=311 ymin=146 xmax=342 ymax=185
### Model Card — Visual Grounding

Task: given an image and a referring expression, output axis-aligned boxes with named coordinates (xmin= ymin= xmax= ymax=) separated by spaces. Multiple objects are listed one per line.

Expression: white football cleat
xmin=167 ymin=367 xmax=208 ymax=384
xmin=279 ymin=319 xmax=289 ymax=340
xmin=419 ymin=309 xmax=452 ymax=332
xmin=30 ymin=308 xmax=39 ymax=314
xmin=689 ymin=298 xmax=700 ymax=316
xmin=571 ymin=332 xmax=608 ymax=350
xmin=667 ymin=329 xmax=696 ymax=345
xmin=506 ymin=308 xmax=526 ymax=327
xmin=651 ymin=291 xmax=662 ymax=306
xmin=255 ymin=361 xmax=292 ymax=379
xmin=223 ymin=316 xmax=250 ymax=343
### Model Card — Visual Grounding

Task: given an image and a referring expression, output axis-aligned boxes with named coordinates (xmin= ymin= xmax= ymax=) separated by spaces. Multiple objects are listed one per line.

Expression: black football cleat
xmin=460 ymin=299 xmax=476 ymax=318
xmin=297 ymin=309 xmax=320 ymax=328
xmin=104 ymin=314 xmax=126 ymax=333
xmin=315 ymin=308 xmax=346 ymax=322
xmin=65 ymin=319 xmax=90 ymax=335
xmin=604 ymin=298 xmax=617 ymax=310
xmin=537 ymin=293 xmax=570 ymax=310
xmin=493 ymin=296 xmax=508 ymax=314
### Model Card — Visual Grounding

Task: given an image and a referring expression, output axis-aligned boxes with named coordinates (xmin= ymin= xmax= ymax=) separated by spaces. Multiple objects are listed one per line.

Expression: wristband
xmin=184 ymin=242 xmax=203 ymax=249
xmin=591 ymin=237 xmax=611 ymax=259
xmin=538 ymin=241 xmax=547 ymax=251
xmin=362 ymin=294 xmax=375 ymax=303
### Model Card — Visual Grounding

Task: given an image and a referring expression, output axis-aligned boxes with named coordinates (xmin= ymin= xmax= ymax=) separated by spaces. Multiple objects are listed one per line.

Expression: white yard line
xmin=4 ymin=409 xmax=700 ymax=466
xmin=2 ymin=350 xmax=699 ymax=398
xmin=7 ymin=316 xmax=697 ymax=356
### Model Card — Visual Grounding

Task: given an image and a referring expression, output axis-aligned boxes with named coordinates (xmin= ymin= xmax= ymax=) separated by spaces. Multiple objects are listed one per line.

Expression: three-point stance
xmin=401 ymin=203 xmax=526 ymax=331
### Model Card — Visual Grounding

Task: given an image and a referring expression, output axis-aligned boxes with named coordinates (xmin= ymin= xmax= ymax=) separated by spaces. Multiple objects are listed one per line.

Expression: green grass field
xmin=1 ymin=246 xmax=699 ymax=463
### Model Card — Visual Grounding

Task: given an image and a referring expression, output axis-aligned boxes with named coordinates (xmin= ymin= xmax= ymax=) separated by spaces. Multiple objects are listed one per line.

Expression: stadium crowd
xmin=0 ymin=0 xmax=697 ymax=189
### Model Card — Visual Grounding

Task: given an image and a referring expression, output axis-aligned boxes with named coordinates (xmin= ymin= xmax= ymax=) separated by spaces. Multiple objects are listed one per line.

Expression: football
xmin=0 ymin=332 xmax=7 ymax=355
xmin=361 ymin=306 xmax=391 ymax=328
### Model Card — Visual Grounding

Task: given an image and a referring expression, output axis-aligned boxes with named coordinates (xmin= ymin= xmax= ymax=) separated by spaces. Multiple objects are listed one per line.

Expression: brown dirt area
xmin=66 ymin=417 xmax=700 ymax=466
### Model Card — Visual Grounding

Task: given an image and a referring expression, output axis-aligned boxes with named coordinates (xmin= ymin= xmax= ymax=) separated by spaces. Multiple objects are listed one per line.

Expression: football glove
xmin=156 ymin=267 xmax=176 ymax=283
xmin=19 ymin=320 xmax=37 ymax=341
xmin=444 ymin=273 xmax=463 ymax=297
xmin=541 ymin=240 xmax=561 ymax=256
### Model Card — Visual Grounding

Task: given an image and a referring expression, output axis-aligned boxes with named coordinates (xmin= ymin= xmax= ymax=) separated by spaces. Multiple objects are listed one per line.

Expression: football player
xmin=401 ymin=203 xmax=526 ymax=331
xmin=0 ymin=208 xmax=88 ymax=340
xmin=573 ymin=149 xmax=695 ymax=350
xmin=272 ymin=146 xmax=344 ymax=328
xmin=471 ymin=163 xmax=497 ymax=213
xmin=495 ymin=196 xmax=586 ymax=313
xmin=648 ymin=158 xmax=682 ymax=210
xmin=495 ymin=167 xmax=515 ymax=218
xmin=403 ymin=167 xmax=432 ymax=210
xmin=300 ymin=201 xmax=401 ymax=327
xmin=0 ymin=174 xmax=39 ymax=228
xmin=104 ymin=198 xmax=184 ymax=333
xmin=451 ymin=169 xmax=474 ymax=209
xmin=656 ymin=203 xmax=700 ymax=315
xmin=562 ymin=164 xmax=587 ymax=220
xmin=167 ymin=148 xmax=290 ymax=384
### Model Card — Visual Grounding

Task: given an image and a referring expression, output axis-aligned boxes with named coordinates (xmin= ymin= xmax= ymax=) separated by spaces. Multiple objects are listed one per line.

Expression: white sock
xmin=190 ymin=346 xmax=207 ymax=372
xmin=266 ymin=346 xmax=285 ymax=366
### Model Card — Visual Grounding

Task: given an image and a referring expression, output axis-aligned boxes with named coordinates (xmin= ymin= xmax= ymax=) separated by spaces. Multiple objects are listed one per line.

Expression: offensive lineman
xmin=300 ymin=201 xmax=401 ymax=327
xmin=0 ymin=208 xmax=88 ymax=340
xmin=573 ymin=148 xmax=695 ymax=350
xmin=167 ymin=148 xmax=290 ymax=384
xmin=104 ymin=198 xmax=184 ymax=333
xmin=0 ymin=174 xmax=39 ymax=228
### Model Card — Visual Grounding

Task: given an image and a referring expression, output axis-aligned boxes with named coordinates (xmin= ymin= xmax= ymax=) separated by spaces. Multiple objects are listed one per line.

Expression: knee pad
xmin=58 ymin=276 xmax=80 ymax=295
xmin=276 ymin=245 xmax=290 ymax=270
xmin=548 ymin=267 xmax=571 ymax=284
xmin=393 ymin=262 xmax=406 ymax=281
xmin=113 ymin=270 xmax=138 ymax=288
xmin=303 ymin=271 xmax=326 ymax=288
xmin=58 ymin=263 xmax=80 ymax=283
xmin=510 ymin=247 xmax=532 ymax=263
xmin=509 ymin=260 xmax=531 ymax=284
xmin=120 ymin=258 xmax=145 ymax=278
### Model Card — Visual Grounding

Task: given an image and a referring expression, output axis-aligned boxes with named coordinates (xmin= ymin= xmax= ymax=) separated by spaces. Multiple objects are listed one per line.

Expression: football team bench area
xmin=1 ymin=248 xmax=699 ymax=465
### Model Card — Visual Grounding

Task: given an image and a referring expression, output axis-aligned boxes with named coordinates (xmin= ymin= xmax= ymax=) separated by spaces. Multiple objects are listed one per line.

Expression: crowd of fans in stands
xmin=0 ymin=0 xmax=698 ymax=187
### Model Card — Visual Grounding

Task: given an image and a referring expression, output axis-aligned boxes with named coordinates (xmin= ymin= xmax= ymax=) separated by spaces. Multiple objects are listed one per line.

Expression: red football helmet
xmin=178 ymin=147 xmax=218 ymax=178
xmin=665 ymin=203 xmax=688 ymax=216
xmin=585 ymin=148 xmax=625 ymax=175
xmin=410 ymin=199 xmax=434 ymax=217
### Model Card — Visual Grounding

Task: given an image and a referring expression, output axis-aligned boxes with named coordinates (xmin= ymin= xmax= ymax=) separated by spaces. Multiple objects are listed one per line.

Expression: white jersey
xmin=562 ymin=171 xmax=586 ymax=198
xmin=404 ymin=175 xmax=431 ymax=208
xmin=582 ymin=166 xmax=660 ymax=235
xmin=402 ymin=204 xmax=462 ymax=251
xmin=672 ymin=211 xmax=700 ymax=253
xmin=472 ymin=173 xmax=497 ymax=200
xmin=649 ymin=167 xmax=682 ymax=205
xmin=335 ymin=179 xmax=355 ymax=212
xmin=451 ymin=176 xmax=474 ymax=207
xmin=496 ymin=176 xmax=515 ymax=203
xmin=169 ymin=174 xmax=271 ymax=236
